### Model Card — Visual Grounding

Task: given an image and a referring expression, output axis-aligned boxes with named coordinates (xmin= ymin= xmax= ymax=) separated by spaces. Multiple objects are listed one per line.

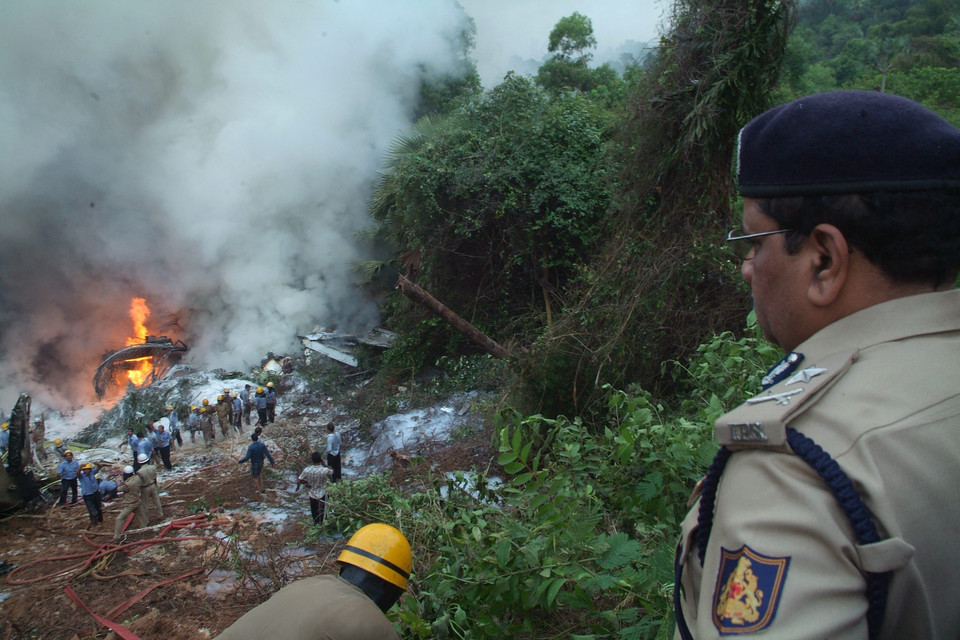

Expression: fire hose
xmin=6 ymin=513 xmax=228 ymax=585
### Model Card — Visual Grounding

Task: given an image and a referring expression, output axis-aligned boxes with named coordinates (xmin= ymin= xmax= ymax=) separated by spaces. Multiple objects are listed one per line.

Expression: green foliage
xmin=778 ymin=0 xmax=960 ymax=111
xmin=316 ymin=315 xmax=775 ymax=639
xmin=521 ymin=0 xmax=792 ymax=419
xmin=548 ymin=12 xmax=598 ymax=63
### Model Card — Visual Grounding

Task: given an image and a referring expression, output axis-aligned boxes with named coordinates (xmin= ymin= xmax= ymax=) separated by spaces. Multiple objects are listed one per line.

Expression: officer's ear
xmin=805 ymin=223 xmax=850 ymax=307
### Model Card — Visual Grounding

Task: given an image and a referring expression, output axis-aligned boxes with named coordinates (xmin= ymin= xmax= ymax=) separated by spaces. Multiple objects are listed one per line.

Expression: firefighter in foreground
xmin=215 ymin=523 xmax=411 ymax=639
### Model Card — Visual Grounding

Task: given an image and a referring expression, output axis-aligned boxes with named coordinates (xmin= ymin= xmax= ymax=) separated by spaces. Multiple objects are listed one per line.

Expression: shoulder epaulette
xmin=715 ymin=349 xmax=859 ymax=450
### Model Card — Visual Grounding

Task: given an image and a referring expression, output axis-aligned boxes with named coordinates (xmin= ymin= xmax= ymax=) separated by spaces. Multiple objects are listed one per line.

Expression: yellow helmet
xmin=54 ymin=438 xmax=63 ymax=445
xmin=1 ymin=422 xmax=7 ymax=430
xmin=337 ymin=523 xmax=411 ymax=590
xmin=266 ymin=381 xmax=274 ymax=388
xmin=202 ymin=398 xmax=210 ymax=406
xmin=81 ymin=462 xmax=94 ymax=471
xmin=166 ymin=404 xmax=174 ymax=411
xmin=217 ymin=394 xmax=224 ymax=401
xmin=257 ymin=386 xmax=264 ymax=393
xmin=190 ymin=405 xmax=197 ymax=411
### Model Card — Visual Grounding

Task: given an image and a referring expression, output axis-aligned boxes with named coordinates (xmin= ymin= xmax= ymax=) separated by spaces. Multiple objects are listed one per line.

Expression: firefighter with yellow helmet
xmin=0 ymin=422 xmax=9 ymax=455
xmin=199 ymin=399 xmax=216 ymax=447
xmin=216 ymin=523 xmax=411 ymax=639
xmin=254 ymin=386 xmax=268 ymax=427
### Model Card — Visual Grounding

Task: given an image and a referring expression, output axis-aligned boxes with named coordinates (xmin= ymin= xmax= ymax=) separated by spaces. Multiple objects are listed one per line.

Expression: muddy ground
xmin=0 ymin=413 xmax=493 ymax=640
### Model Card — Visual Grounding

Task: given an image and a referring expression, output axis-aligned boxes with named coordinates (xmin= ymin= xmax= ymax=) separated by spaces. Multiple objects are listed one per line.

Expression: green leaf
xmin=545 ymin=577 xmax=566 ymax=607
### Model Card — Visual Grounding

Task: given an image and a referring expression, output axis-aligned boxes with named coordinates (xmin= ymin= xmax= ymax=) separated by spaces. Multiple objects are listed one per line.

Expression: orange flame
xmin=125 ymin=297 xmax=153 ymax=386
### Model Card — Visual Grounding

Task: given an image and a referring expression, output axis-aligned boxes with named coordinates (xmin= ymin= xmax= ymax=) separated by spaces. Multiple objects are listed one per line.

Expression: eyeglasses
xmin=725 ymin=228 xmax=791 ymax=259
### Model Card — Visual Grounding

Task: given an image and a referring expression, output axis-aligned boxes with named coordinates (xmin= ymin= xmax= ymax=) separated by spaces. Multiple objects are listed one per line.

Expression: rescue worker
xmin=137 ymin=453 xmax=163 ymax=520
xmin=673 ymin=91 xmax=960 ymax=639
xmin=254 ymin=387 xmax=268 ymax=427
xmin=32 ymin=418 xmax=47 ymax=460
xmin=223 ymin=387 xmax=234 ymax=425
xmin=78 ymin=462 xmax=103 ymax=528
xmin=265 ymin=381 xmax=277 ymax=423
xmin=236 ymin=433 xmax=274 ymax=493
xmin=296 ymin=451 xmax=333 ymax=525
xmin=215 ymin=523 xmax=412 ymax=639
xmin=56 ymin=449 xmax=80 ymax=505
xmin=113 ymin=465 xmax=148 ymax=539
xmin=123 ymin=427 xmax=139 ymax=466
xmin=154 ymin=422 xmax=173 ymax=470
xmin=216 ymin=394 xmax=231 ymax=437
xmin=99 ymin=475 xmax=119 ymax=502
xmin=53 ymin=437 xmax=68 ymax=459
xmin=240 ymin=383 xmax=253 ymax=425
xmin=166 ymin=404 xmax=182 ymax=447
xmin=232 ymin=392 xmax=243 ymax=434
xmin=0 ymin=422 xmax=8 ymax=454
xmin=135 ymin=432 xmax=154 ymax=471
xmin=200 ymin=399 xmax=216 ymax=447
xmin=187 ymin=405 xmax=200 ymax=443
xmin=325 ymin=422 xmax=342 ymax=482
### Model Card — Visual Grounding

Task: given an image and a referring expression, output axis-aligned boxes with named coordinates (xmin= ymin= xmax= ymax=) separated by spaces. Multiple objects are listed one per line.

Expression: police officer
xmin=674 ymin=91 xmax=960 ymax=639
xmin=215 ymin=523 xmax=411 ymax=639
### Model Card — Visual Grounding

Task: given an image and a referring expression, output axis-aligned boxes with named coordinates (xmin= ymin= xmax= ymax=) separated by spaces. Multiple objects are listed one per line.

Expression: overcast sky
xmin=0 ymin=0 xmax=666 ymax=416
xmin=461 ymin=0 xmax=666 ymax=85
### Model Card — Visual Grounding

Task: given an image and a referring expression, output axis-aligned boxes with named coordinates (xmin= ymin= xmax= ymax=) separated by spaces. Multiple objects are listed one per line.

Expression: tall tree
xmin=520 ymin=0 xmax=797 ymax=417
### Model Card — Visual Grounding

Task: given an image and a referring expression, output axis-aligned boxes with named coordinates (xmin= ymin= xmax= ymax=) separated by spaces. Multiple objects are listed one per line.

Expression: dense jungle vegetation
xmin=345 ymin=0 xmax=960 ymax=637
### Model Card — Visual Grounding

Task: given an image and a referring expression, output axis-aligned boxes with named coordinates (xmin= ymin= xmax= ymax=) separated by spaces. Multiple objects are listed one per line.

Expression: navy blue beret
xmin=737 ymin=90 xmax=960 ymax=197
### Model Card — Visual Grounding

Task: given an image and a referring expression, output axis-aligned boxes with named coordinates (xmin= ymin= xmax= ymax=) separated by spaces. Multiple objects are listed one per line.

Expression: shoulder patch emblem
xmin=712 ymin=546 xmax=790 ymax=634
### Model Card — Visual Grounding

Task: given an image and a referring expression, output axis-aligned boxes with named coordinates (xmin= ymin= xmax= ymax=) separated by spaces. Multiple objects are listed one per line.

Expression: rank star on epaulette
xmin=712 ymin=546 xmax=790 ymax=634
xmin=785 ymin=366 xmax=827 ymax=386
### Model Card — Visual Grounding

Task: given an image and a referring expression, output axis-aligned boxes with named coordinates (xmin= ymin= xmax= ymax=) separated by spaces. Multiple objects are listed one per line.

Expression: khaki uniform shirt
xmin=676 ymin=289 xmax=960 ymax=639
xmin=215 ymin=574 xmax=400 ymax=640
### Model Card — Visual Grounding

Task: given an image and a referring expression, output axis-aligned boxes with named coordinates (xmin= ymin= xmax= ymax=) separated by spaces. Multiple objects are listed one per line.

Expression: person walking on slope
xmin=215 ymin=523 xmax=411 ymax=640
xmin=166 ymin=404 xmax=182 ymax=447
xmin=154 ymin=423 xmax=173 ymax=470
xmin=325 ymin=422 xmax=342 ymax=482
xmin=57 ymin=450 xmax=80 ymax=505
xmin=113 ymin=465 xmax=148 ymax=539
xmin=240 ymin=384 xmax=253 ymax=426
xmin=200 ymin=399 xmax=216 ymax=447
xmin=223 ymin=387 xmax=234 ymax=426
xmin=123 ymin=427 xmax=139 ymax=466
xmin=237 ymin=433 xmax=274 ymax=493
xmin=137 ymin=454 xmax=163 ymax=520
xmin=78 ymin=463 xmax=103 ymax=528
xmin=187 ymin=405 xmax=200 ymax=443
xmin=296 ymin=451 xmax=333 ymax=526
xmin=216 ymin=394 xmax=231 ymax=437
xmin=232 ymin=392 xmax=243 ymax=434
xmin=253 ymin=387 xmax=268 ymax=427
xmin=265 ymin=382 xmax=277 ymax=423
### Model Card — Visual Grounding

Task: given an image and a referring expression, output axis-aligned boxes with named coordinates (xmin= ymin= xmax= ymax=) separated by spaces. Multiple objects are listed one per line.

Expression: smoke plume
xmin=0 ymin=0 xmax=473 ymax=410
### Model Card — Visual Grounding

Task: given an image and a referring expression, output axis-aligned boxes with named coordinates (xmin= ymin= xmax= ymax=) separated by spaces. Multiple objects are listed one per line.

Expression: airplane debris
xmin=299 ymin=328 xmax=398 ymax=367
xmin=93 ymin=336 xmax=189 ymax=398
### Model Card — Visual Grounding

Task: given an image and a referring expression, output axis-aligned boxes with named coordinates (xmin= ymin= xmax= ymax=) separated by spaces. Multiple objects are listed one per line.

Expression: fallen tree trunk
xmin=396 ymin=274 xmax=509 ymax=360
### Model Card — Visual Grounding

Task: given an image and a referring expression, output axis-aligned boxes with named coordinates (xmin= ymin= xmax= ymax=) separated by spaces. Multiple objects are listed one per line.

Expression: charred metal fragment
xmin=93 ymin=336 xmax=189 ymax=398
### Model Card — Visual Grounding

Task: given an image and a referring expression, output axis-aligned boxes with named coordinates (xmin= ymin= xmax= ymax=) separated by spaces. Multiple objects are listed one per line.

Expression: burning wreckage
xmin=93 ymin=336 xmax=189 ymax=399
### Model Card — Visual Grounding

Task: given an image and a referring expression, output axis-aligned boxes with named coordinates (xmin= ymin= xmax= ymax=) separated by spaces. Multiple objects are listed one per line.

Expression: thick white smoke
xmin=0 ymin=0 xmax=474 ymax=410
